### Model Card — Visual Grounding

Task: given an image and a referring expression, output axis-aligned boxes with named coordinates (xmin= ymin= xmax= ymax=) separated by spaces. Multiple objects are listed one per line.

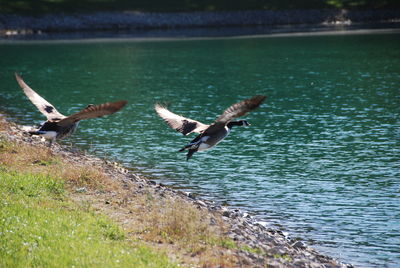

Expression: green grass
xmin=0 ymin=130 xmax=240 ymax=267
xmin=0 ymin=0 xmax=399 ymax=14
xmin=273 ymin=253 xmax=293 ymax=262
xmin=0 ymin=169 xmax=175 ymax=268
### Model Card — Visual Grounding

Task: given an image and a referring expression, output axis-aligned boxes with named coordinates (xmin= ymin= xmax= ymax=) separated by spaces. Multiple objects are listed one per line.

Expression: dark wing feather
xmin=155 ymin=104 xmax=209 ymax=135
xmin=15 ymin=73 xmax=65 ymax=121
xmin=216 ymin=95 xmax=266 ymax=123
xmin=57 ymin=100 xmax=127 ymax=127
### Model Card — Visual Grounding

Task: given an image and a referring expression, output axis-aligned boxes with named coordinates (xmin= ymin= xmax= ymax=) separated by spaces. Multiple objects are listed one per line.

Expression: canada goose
xmin=155 ymin=95 xmax=266 ymax=160
xmin=15 ymin=73 xmax=127 ymax=147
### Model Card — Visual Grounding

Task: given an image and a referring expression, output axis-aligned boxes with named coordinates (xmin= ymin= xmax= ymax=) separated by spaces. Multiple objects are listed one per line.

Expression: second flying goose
xmin=155 ymin=95 xmax=266 ymax=160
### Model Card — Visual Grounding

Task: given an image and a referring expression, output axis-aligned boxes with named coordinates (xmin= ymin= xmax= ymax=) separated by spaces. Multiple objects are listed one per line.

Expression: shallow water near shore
xmin=1 ymin=32 xmax=399 ymax=267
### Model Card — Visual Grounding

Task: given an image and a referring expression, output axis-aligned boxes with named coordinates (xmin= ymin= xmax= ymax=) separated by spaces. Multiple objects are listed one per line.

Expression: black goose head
xmin=227 ymin=120 xmax=250 ymax=128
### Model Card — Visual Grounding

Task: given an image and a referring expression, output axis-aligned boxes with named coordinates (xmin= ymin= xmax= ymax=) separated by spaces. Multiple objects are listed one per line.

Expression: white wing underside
xmin=15 ymin=73 xmax=65 ymax=121
xmin=155 ymin=104 xmax=209 ymax=135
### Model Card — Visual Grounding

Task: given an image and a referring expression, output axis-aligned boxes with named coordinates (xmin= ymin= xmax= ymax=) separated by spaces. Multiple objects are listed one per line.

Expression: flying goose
xmin=155 ymin=95 xmax=266 ymax=160
xmin=15 ymin=73 xmax=127 ymax=147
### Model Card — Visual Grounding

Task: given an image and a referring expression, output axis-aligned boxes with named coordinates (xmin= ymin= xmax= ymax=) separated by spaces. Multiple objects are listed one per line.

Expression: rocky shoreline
xmin=0 ymin=116 xmax=353 ymax=267
xmin=1 ymin=9 xmax=399 ymax=38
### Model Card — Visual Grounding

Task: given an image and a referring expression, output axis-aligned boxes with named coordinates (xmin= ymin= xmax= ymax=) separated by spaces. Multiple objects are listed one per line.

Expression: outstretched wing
xmin=57 ymin=100 xmax=127 ymax=127
xmin=15 ymin=73 xmax=65 ymax=121
xmin=155 ymin=104 xmax=209 ymax=135
xmin=216 ymin=95 xmax=266 ymax=123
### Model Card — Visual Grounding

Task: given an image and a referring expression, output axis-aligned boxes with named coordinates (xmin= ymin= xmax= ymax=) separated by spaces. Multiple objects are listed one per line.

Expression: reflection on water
xmin=0 ymin=32 xmax=399 ymax=267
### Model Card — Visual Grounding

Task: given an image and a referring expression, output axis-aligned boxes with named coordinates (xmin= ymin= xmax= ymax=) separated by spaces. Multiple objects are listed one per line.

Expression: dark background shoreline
xmin=1 ymin=9 xmax=400 ymax=40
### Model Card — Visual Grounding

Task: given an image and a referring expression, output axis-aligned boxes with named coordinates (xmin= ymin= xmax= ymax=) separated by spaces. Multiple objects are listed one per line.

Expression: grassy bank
xmin=0 ymin=118 xmax=245 ymax=267
xmin=0 ymin=110 xmax=349 ymax=267
xmin=0 ymin=138 xmax=173 ymax=267
xmin=0 ymin=170 xmax=173 ymax=267
xmin=1 ymin=0 xmax=399 ymax=14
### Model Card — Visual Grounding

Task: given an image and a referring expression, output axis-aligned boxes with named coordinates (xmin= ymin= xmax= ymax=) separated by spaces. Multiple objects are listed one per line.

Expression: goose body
xmin=15 ymin=73 xmax=127 ymax=146
xmin=196 ymin=126 xmax=230 ymax=151
xmin=155 ymin=95 xmax=266 ymax=160
xmin=31 ymin=120 xmax=80 ymax=141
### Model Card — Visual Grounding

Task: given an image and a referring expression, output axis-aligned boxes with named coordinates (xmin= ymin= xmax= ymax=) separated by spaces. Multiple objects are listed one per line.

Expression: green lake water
xmin=0 ymin=32 xmax=399 ymax=267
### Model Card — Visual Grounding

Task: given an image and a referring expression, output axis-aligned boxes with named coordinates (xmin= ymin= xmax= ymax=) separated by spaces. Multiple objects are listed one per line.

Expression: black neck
xmin=227 ymin=121 xmax=243 ymax=128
